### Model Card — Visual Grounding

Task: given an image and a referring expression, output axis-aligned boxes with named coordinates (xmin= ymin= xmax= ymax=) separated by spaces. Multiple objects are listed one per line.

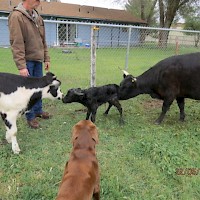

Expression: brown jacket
xmin=8 ymin=2 xmax=50 ymax=70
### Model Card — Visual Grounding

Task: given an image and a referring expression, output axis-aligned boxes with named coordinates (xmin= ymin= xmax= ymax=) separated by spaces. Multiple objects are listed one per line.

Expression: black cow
xmin=118 ymin=52 xmax=200 ymax=124
xmin=62 ymin=84 xmax=124 ymax=124
xmin=0 ymin=72 xmax=63 ymax=154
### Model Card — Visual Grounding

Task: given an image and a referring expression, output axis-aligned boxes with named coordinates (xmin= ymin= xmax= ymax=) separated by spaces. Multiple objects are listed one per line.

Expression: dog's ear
xmin=63 ymin=161 xmax=69 ymax=174
xmin=71 ymin=123 xmax=81 ymax=144
xmin=71 ymin=130 xmax=79 ymax=144
xmin=91 ymin=128 xmax=99 ymax=144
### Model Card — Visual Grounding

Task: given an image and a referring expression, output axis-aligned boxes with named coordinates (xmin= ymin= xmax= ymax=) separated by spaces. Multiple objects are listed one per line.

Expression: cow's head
xmin=119 ymin=70 xmax=138 ymax=100
xmin=62 ymin=88 xmax=84 ymax=103
xmin=43 ymin=72 xmax=63 ymax=100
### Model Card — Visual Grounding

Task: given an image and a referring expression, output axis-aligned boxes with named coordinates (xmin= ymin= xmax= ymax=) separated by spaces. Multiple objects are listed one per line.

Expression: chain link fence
xmin=0 ymin=18 xmax=199 ymax=84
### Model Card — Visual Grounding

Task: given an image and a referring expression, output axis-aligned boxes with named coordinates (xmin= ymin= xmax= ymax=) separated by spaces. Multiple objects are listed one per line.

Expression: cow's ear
xmin=46 ymin=72 xmax=55 ymax=77
xmin=45 ymin=72 xmax=54 ymax=84
xmin=74 ymin=89 xmax=84 ymax=96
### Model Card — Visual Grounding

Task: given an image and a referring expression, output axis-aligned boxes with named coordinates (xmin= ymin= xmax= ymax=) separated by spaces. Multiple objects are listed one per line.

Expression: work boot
xmin=27 ymin=118 xmax=39 ymax=129
xmin=35 ymin=112 xmax=52 ymax=119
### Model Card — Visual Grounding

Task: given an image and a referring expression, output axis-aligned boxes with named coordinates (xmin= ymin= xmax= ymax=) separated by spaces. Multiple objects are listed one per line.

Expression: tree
xmin=184 ymin=17 xmax=200 ymax=47
xmin=177 ymin=0 xmax=200 ymax=22
xmin=114 ymin=0 xmax=199 ymax=47
xmin=158 ymin=0 xmax=196 ymax=47
xmin=122 ymin=0 xmax=192 ymax=47
xmin=182 ymin=0 xmax=200 ymax=47
xmin=124 ymin=0 xmax=158 ymax=45
xmin=125 ymin=0 xmax=158 ymax=26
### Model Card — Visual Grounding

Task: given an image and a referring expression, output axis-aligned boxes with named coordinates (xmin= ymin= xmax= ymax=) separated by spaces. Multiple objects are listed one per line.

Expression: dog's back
xmin=56 ymin=120 xmax=100 ymax=200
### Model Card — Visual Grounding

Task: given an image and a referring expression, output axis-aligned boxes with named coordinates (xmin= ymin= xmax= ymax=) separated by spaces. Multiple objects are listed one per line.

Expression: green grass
xmin=0 ymin=46 xmax=200 ymax=200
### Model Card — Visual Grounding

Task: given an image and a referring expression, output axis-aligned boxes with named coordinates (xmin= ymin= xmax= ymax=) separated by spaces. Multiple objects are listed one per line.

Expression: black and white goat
xmin=0 ymin=72 xmax=63 ymax=154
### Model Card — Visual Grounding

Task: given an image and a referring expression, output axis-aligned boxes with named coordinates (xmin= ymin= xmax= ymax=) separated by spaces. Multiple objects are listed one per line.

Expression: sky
xmin=60 ymin=0 xmax=127 ymax=10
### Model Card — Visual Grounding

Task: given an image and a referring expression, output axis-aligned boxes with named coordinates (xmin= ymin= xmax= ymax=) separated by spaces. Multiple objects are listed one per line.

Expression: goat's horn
xmin=122 ymin=70 xmax=129 ymax=76
xmin=118 ymin=67 xmax=129 ymax=76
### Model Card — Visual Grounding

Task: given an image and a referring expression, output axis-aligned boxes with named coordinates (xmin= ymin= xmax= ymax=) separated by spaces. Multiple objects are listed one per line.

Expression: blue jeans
xmin=25 ymin=61 xmax=43 ymax=121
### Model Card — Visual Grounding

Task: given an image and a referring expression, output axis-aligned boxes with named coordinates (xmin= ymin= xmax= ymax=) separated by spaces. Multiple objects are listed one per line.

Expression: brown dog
xmin=56 ymin=120 xmax=100 ymax=200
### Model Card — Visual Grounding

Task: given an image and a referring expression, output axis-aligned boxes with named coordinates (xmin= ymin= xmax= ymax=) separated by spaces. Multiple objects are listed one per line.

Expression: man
xmin=9 ymin=0 xmax=51 ymax=129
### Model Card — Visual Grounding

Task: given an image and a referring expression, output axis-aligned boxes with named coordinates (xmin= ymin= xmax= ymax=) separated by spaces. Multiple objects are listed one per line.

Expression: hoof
xmin=119 ymin=119 xmax=125 ymax=125
xmin=13 ymin=148 xmax=21 ymax=154
xmin=12 ymin=144 xmax=21 ymax=154
xmin=179 ymin=118 xmax=185 ymax=122
xmin=154 ymin=120 xmax=161 ymax=125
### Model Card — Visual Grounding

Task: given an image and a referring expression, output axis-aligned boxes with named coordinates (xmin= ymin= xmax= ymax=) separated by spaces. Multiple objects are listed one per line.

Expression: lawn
xmin=0 ymin=46 xmax=200 ymax=200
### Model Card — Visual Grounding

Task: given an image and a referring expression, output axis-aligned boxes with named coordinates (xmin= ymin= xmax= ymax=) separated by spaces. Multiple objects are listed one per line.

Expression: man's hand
xmin=44 ymin=61 xmax=50 ymax=71
xmin=19 ymin=68 xmax=29 ymax=77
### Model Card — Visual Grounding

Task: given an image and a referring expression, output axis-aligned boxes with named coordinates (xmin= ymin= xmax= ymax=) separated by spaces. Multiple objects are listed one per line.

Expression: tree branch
xmin=178 ymin=0 xmax=190 ymax=8
xmin=147 ymin=0 xmax=158 ymax=25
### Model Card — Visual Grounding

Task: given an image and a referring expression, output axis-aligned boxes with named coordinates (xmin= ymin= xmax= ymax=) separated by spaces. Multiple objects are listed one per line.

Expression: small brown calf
xmin=56 ymin=120 xmax=100 ymax=200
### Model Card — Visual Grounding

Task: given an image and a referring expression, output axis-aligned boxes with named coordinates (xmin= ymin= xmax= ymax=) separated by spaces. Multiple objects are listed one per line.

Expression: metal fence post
xmin=125 ymin=27 xmax=131 ymax=70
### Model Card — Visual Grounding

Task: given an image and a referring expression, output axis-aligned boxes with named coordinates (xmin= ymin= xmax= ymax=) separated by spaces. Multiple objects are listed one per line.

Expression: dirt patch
xmin=142 ymin=99 xmax=163 ymax=110
xmin=74 ymin=108 xmax=87 ymax=113
xmin=0 ymin=138 xmax=7 ymax=145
